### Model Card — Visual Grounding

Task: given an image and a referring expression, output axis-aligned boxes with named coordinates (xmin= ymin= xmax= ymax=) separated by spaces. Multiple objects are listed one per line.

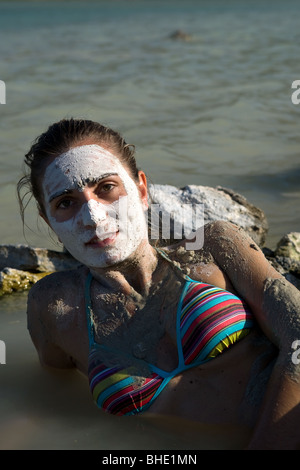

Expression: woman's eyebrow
xmin=48 ymin=173 xmax=119 ymax=203
xmin=49 ymin=189 xmax=72 ymax=204
xmin=82 ymin=172 xmax=118 ymax=187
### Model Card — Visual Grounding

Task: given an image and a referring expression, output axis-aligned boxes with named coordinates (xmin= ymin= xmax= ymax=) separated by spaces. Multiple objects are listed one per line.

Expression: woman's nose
xmin=80 ymin=199 xmax=107 ymax=226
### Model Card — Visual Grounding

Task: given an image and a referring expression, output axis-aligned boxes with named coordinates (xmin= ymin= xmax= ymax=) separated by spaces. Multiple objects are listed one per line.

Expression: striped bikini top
xmin=85 ymin=250 xmax=254 ymax=416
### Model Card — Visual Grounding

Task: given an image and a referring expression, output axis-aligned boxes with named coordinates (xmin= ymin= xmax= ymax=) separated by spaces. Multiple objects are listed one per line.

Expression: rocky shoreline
xmin=0 ymin=184 xmax=299 ymax=296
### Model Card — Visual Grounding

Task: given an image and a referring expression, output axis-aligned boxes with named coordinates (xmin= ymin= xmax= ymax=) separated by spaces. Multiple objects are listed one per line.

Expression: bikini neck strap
xmin=154 ymin=246 xmax=191 ymax=282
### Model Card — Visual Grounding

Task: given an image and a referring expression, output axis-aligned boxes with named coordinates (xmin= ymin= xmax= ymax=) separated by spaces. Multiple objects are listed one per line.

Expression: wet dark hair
xmin=17 ymin=118 xmax=139 ymax=222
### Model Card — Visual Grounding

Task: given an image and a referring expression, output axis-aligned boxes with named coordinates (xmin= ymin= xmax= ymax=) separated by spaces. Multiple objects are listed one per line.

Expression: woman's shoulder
xmin=162 ymin=220 xmax=234 ymax=259
xmin=26 ymin=266 xmax=88 ymax=369
xmin=26 ymin=266 xmax=88 ymax=362
xmin=27 ymin=265 xmax=88 ymax=312
xmin=161 ymin=220 xmax=266 ymax=288
xmin=31 ymin=264 xmax=87 ymax=289
xmin=164 ymin=220 xmax=259 ymax=256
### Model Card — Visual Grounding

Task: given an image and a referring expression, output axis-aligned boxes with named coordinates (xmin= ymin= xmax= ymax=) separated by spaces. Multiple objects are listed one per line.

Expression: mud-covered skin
xmin=28 ymin=221 xmax=240 ymax=375
xmin=41 ymin=145 xmax=149 ymax=269
xmin=27 ymin=220 xmax=292 ymax=429
xmin=26 ymin=220 xmax=300 ymax=450
xmin=262 ymin=277 xmax=300 ymax=382
xmin=28 ymin=276 xmax=277 ymax=429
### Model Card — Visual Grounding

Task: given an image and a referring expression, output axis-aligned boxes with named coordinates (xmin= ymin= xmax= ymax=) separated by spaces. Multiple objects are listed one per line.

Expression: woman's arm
xmin=203 ymin=221 xmax=300 ymax=449
xmin=245 ymin=276 xmax=300 ymax=449
xmin=202 ymin=221 xmax=298 ymax=345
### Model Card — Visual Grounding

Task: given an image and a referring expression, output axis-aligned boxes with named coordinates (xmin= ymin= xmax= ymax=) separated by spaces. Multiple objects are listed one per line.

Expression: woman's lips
xmin=86 ymin=232 xmax=118 ymax=248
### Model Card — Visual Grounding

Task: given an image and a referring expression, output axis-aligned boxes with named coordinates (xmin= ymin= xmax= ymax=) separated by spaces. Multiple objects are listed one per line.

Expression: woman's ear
xmin=137 ymin=171 xmax=148 ymax=209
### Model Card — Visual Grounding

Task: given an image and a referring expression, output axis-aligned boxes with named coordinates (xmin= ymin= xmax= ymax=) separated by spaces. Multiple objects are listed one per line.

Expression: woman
xmin=18 ymin=118 xmax=300 ymax=449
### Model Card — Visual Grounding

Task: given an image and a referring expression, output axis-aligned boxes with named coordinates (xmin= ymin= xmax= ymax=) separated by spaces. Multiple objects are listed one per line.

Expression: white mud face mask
xmin=42 ymin=144 xmax=148 ymax=268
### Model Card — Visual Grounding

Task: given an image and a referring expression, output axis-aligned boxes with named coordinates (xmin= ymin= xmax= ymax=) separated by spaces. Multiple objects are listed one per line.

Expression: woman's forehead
xmin=44 ymin=145 xmax=122 ymax=181
xmin=42 ymin=144 xmax=134 ymax=200
xmin=51 ymin=145 xmax=121 ymax=173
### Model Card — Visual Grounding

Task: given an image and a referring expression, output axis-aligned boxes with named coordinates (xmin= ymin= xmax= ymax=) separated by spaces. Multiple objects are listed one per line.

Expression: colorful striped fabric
xmin=85 ymin=273 xmax=254 ymax=416
xmin=180 ymin=282 xmax=253 ymax=365
xmin=88 ymin=351 xmax=165 ymax=415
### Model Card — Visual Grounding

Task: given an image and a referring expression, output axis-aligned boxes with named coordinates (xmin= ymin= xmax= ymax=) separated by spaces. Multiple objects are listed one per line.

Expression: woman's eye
xmin=56 ymin=199 xmax=73 ymax=210
xmin=100 ymin=183 xmax=115 ymax=193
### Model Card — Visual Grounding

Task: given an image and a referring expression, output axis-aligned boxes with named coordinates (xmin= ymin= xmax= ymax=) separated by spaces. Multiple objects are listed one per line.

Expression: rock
xmin=263 ymin=256 xmax=300 ymax=290
xmin=264 ymin=253 xmax=300 ymax=288
xmin=263 ymin=233 xmax=300 ymax=290
xmin=1 ymin=184 xmax=298 ymax=295
xmin=263 ymin=232 xmax=300 ymax=290
xmin=272 ymin=256 xmax=300 ymax=277
xmin=148 ymin=184 xmax=268 ymax=246
xmin=168 ymin=29 xmax=192 ymax=41
xmin=0 ymin=268 xmax=49 ymax=296
xmin=0 ymin=244 xmax=80 ymax=296
xmin=275 ymin=232 xmax=300 ymax=261
xmin=0 ymin=244 xmax=81 ymax=273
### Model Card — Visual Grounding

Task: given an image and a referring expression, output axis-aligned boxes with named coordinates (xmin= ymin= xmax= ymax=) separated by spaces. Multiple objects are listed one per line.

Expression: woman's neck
xmin=88 ymin=242 xmax=160 ymax=298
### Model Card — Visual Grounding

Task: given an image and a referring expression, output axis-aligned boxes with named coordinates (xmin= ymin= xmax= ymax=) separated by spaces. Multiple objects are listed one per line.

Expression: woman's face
xmin=41 ymin=144 xmax=148 ymax=268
